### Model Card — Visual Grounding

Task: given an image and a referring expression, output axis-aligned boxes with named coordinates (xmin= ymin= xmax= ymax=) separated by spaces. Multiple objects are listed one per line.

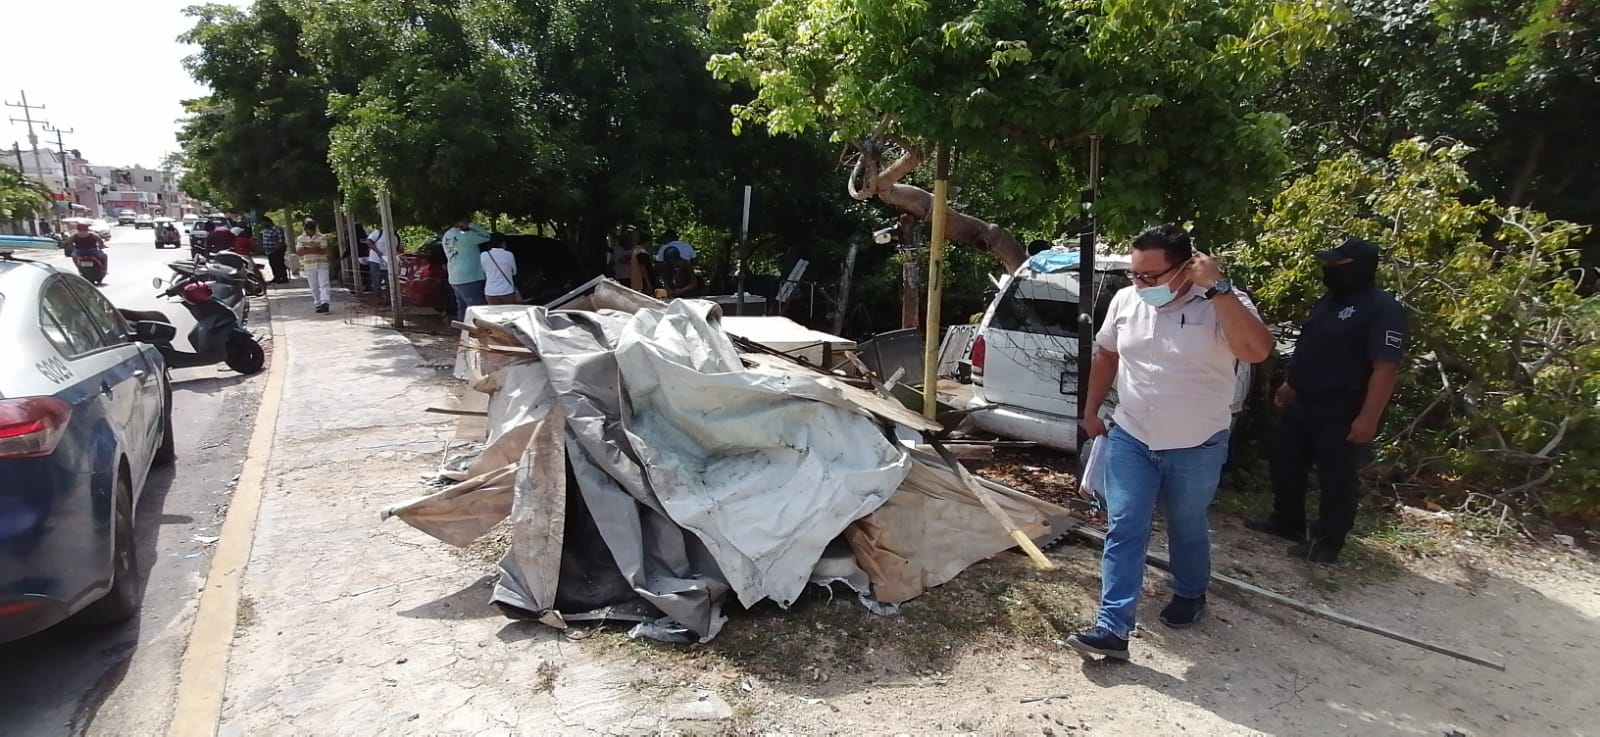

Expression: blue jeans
xmin=451 ymin=280 xmax=487 ymax=321
xmin=1097 ymin=425 xmax=1230 ymax=638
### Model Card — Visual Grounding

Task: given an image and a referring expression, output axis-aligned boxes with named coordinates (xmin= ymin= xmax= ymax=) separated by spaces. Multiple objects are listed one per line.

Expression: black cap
xmin=1316 ymin=237 xmax=1380 ymax=263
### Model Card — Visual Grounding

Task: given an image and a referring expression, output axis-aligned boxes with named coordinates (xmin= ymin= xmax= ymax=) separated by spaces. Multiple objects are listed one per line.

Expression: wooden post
xmin=921 ymin=145 xmax=950 ymax=418
xmin=378 ymin=190 xmax=402 ymax=329
xmin=331 ymin=201 xmax=348 ymax=287
xmin=832 ymin=241 xmax=858 ymax=336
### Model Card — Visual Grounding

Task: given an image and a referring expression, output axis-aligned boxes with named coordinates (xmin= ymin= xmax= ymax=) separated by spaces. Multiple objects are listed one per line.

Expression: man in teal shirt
xmin=442 ymin=214 xmax=490 ymax=320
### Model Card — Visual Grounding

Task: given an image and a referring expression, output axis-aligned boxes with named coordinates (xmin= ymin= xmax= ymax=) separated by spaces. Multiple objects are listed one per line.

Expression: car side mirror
xmin=152 ymin=276 xmax=163 ymax=288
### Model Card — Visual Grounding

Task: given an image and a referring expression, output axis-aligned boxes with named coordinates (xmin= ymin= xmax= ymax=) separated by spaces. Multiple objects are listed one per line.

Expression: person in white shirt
xmin=365 ymin=227 xmax=393 ymax=293
xmin=480 ymin=235 xmax=521 ymax=305
xmin=1066 ymin=224 xmax=1274 ymax=661
xmin=655 ymin=229 xmax=695 ymax=262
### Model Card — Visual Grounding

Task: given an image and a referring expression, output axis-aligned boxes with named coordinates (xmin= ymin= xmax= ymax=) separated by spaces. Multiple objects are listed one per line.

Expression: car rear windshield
xmin=989 ymin=271 xmax=1130 ymax=337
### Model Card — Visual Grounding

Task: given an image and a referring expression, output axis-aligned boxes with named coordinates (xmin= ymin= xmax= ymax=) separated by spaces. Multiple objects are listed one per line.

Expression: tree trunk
xmin=1506 ymin=132 xmax=1546 ymax=208
xmin=849 ymin=142 xmax=1027 ymax=272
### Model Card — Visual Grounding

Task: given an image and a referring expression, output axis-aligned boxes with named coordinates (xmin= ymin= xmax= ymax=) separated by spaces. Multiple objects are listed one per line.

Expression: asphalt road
xmin=0 ymin=224 xmax=269 ymax=736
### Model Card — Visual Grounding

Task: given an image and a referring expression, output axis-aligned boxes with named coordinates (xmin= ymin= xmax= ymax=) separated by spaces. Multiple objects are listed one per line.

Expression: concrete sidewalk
xmin=211 ymin=284 xmax=664 ymax=736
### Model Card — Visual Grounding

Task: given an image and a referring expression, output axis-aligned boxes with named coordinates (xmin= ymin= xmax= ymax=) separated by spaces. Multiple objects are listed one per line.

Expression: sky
xmin=0 ymin=0 xmax=249 ymax=170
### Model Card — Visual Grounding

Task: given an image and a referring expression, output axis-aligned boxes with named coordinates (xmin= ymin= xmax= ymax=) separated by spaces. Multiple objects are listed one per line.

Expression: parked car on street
xmin=0 ymin=249 xmax=174 ymax=644
xmin=962 ymin=248 xmax=1256 ymax=452
xmin=89 ymin=219 xmax=115 ymax=240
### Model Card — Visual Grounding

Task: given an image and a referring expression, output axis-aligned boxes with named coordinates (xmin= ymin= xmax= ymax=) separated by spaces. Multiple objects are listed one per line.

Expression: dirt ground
xmin=382 ymin=324 xmax=1599 ymax=736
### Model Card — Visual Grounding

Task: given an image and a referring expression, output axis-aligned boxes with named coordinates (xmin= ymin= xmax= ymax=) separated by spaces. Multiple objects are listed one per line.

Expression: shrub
xmin=1229 ymin=139 xmax=1600 ymax=520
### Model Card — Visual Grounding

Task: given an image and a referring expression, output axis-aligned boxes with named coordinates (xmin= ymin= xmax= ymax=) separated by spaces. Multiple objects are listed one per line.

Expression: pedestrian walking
xmin=294 ymin=218 xmax=332 ymax=313
xmin=481 ymin=235 xmax=521 ymax=305
xmin=259 ymin=217 xmax=289 ymax=283
xmin=1066 ymin=224 xmax=1274 ymax=661
xmin=441 ymin=214 xmax=490 ymax=321
xmin=1246 ymin=237 xmax=1406 ymax=563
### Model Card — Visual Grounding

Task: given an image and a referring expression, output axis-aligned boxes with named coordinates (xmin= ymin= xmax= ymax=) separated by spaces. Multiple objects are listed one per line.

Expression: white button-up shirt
xmin=1095 ymin=286 xmax=1258 ymax=451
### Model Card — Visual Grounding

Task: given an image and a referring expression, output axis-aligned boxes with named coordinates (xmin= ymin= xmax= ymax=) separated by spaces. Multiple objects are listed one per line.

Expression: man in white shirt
xmin=480 ymin=235 xmax=521 ymax=305
xmin=655 ymin=229 xmax=695 ymax=262
xmin=365 ymin=227 xmax=393 ymax=293
xmin=1067 ymin=224 xmax=1274 ymax=661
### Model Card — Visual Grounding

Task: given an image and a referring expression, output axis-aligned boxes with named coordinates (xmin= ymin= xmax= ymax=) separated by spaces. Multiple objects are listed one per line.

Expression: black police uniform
xmin=1269 ymin=257 xmax=1407 ymax=552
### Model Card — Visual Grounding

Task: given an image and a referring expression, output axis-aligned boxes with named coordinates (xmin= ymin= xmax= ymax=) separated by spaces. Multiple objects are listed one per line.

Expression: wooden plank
xmin=929 ymin=438 xmax=1055 ymax=571
xmin=425 ymin=407 xmax=489 ymax=417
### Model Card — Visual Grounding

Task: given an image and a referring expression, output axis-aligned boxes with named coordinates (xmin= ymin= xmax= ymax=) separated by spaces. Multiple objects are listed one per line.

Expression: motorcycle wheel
xmin=224 ymin=333 xmax=266 ymax=374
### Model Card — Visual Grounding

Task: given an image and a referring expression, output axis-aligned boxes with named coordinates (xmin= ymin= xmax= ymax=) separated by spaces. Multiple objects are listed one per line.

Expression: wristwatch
xmin=1203 ymin=279 xmax=1234 ymax=300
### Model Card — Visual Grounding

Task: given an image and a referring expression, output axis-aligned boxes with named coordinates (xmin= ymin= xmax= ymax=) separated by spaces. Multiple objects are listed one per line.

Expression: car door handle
xmin=101 ymin=381 xmax=114 ymax=397
xmin=133 ymin=370 xmax=146 ymax=380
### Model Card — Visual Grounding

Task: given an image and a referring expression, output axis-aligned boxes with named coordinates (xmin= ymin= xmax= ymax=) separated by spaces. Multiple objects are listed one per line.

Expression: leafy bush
xmin=1230 ymin=139 xmax=1600 ymax=520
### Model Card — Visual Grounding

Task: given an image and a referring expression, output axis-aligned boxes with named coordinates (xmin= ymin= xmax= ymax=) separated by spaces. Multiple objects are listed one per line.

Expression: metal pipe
xmin=1075 ymin=135 xmax=1102 ymax=449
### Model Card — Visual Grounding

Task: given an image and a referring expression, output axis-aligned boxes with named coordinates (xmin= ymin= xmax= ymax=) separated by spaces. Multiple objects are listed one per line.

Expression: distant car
xmin=89 ymin=219 xmax=115 ymax=240
xmin=134 ymin=214 xmax=154 ymax=229
xmin=962 ymin=249 xmax=1255 ymax=452
xmin=0 ymin=252 xmax=173 ymax=644
xmin=189 ymin=217 xmax=232 ymax=249
xmin=115 ymin=210 xmax=136 ymax=226
xmin=153 ymin=219 xmax=182 ymax=249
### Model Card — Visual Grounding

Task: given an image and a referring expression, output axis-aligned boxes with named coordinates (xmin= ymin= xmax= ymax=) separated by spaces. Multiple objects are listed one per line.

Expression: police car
xmin=0 ymin=236 xmax=173 ymax=643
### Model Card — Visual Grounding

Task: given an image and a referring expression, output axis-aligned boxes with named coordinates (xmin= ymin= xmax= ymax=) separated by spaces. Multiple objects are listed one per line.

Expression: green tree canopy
xmin=177 ymin=1 xmax=340 ymax=214
xmin=1276 ymin=0 xmax=1600 ymax=259
xmin=0 ymin=164 xmax=52 ymax=223
xmin=709 ymin=0 xmax=1344 ymax=269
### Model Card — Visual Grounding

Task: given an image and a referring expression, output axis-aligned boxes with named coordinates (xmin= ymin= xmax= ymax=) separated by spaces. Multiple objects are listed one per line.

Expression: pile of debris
xmin=381 ymin=280 xmax=1076 ymax=642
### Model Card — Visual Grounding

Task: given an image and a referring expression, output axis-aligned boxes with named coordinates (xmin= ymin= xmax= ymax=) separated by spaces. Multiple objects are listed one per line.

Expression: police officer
xmin=1246 ymin=237 xmax=1406 ymax=563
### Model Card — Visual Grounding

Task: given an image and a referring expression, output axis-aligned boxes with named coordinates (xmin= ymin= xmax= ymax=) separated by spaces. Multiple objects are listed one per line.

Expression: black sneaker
xmin=1159 ymin=594 xmax=1207 ymax=629
xmin=315 ymin=303 xmax=330 ymax=313
xmin=1288 ymin=540 xmax=1340 ymax=563
xmin=1244 ymin=515 xmax=1307 ymax=542
xmin=1066 ymin=626 xmax=1129 ymax=660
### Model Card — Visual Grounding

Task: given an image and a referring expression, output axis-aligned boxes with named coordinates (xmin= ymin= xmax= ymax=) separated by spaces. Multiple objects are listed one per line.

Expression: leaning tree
xmin=710 ymin=0 xmax=1346 ymax=269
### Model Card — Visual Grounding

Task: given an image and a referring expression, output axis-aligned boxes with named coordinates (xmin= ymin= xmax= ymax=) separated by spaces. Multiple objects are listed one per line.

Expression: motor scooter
xmin=186 ymin=245 xmax=267 ymax=297
xmin=166 ymin=259 xmax=251 ymax=323
xmin=74 ymin=248 xmax=107 ymax=285
xmin=120 ymin=274 xmax=265 ymax=374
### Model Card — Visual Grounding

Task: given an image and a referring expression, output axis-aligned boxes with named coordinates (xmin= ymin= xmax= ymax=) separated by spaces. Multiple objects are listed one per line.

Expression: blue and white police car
xmin=0 ymin=236 xmax=173 ymax=643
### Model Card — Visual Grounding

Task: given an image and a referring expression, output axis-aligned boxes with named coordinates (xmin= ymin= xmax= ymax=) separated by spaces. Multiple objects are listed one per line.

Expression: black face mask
xmin=1321 ymin=258 xmax=1377 ymax=294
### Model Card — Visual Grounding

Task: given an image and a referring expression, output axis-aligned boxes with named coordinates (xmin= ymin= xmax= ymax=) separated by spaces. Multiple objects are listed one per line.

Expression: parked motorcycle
xmin=165 ymin=259 xmax=250 ymax=324
xmin=121 ymin=275 xmax=265 ymax=375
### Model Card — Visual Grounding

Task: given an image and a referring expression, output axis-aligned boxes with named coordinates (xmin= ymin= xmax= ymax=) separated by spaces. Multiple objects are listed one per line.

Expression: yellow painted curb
xmin=168 ymin=296 xmax=289 ymax=737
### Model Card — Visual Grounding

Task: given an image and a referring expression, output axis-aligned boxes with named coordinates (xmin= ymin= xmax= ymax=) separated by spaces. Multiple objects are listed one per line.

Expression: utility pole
xmin=5 ymin=91 xmax=50 ymax=186
xmin=43 ymin=123 xmax=73 ymax=200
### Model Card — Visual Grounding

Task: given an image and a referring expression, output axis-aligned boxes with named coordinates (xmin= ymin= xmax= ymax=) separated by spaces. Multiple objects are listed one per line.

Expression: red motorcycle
xmin=398 ymin=253 xmax=451 ymax=311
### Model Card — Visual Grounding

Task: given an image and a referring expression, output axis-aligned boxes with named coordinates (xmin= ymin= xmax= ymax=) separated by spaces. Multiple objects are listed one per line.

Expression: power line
xmin=4 ymin=90 xmax=51 ymax=186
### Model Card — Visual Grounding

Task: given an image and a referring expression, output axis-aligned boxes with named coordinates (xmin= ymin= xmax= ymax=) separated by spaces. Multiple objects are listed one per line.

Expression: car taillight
xmin=0 ymin=397 xmax=72 ymax=459
xmin=970 ymin=335 xmax=987 ymax=378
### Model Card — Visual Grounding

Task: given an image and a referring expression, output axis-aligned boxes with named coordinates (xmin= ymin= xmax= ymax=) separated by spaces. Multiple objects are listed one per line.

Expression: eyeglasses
xmin=1127 ymin=264 xmax=1180 ymax=286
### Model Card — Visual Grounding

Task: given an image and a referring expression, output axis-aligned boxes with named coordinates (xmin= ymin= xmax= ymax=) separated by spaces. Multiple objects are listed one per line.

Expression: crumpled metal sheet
xmin=385 ymin=290 xmax=1081 ymax=642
